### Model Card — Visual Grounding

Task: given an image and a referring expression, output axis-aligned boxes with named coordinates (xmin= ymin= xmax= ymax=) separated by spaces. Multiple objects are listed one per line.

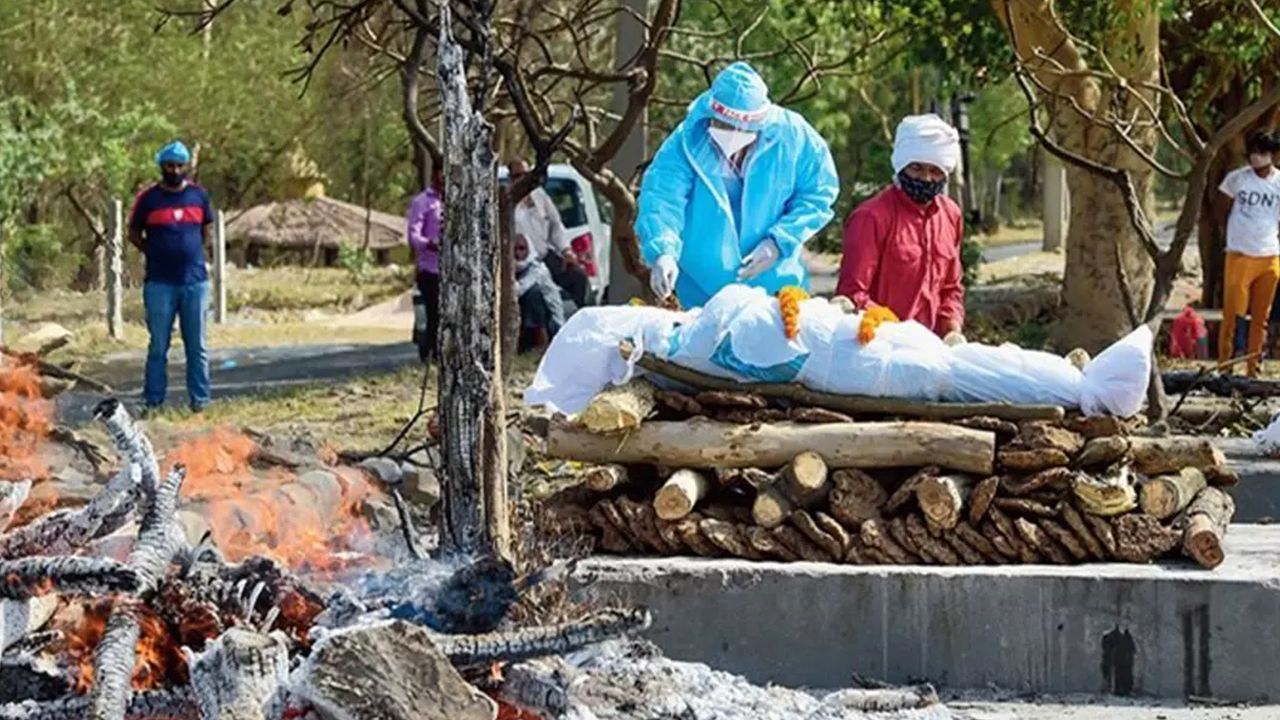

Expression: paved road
xmin=57 ymin=341 xmax=421 ymax=425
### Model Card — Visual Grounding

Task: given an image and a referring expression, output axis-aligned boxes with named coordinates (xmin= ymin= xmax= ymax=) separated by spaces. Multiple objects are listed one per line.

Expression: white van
xmin=499 ymin=163 xmax=613 ymax=305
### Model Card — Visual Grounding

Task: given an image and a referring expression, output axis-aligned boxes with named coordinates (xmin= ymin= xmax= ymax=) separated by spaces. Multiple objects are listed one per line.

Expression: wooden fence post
xmin=107 ymin=199 xmax=125 ymax=340
xmin=213 ymin=210 xmax=227 ymax=323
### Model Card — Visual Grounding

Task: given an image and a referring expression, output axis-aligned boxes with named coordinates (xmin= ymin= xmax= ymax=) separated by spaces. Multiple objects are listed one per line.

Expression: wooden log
xmin=695 ymin=390 xmax=768 ymax=409
xmin=780 ymin=451 xmax=829 ymax=506
xmin=885 ymin=466 xmax=939 ymax=515
xmin=1063 ymin=414 xmax=1130 ymax=439
xmin=744 ymin=525 xmax=799 ymax=561
xmin=716 ymin=408 xmax=787 ymax=424
xmin=999 ymin=448 xmax=1071 ymax=472
xmin=752 ymin=486 xmax=794 ymax=529
xmin=1058 ymin=502 xmax=1106 ymax=560
xmin=888 ymin=515 xmax=926 ymax=562
xmin=1113 ymin=513 xmax=1181 ymax=563
xmin=1037 ymin=518 xmax=1088 ymax=561
xmin=1015 ymin=422 xmax=1084 ymax=457
xmin=580 ymin=379 xmax=656 ymax=433
xmin=772 ymin=525 xmax=829 ymax=562
xmin=588 ymin=504 xmax=632 ymax=554
xmin=862 ymin=545 xmax=895 ymax=564
xmin=813 ymin=511 xmax=853 ymax=558
xmin=1129 ymin=437 xmax=1226 ymax=475
xmin=548 ymin=418 xmax=996 ymax=474
xmin=955 ymin=521 xmax=1003 ymax=563
xmin=1183 ymin=487 xmax=1235 ymax=569
xmin=829 ymin=469 xmax=888 ymax=528
xmin=859 ymin=519 xmax=912 ymax=564
xmin=915 ymin=474 xmax=973 ymax=531
xmin=1204 ymin=465 xmax=1240 ymax=488
xmin=790 ymin=510 xmax=843 ymax=561
xmin=992 ymin=497 xmax=1057 ymax=518
xmin=1084 ymin=512 xmax=1118 ymax=558
xmin=952 ymin=416 xmax=1019 ymax=438
xmin=616 ymin=497 xmax=677 ymax=554
xmin=968 ymin=476 xmax=1001 ymax=524
xmin=583 ymin=465 xmax=629 ymax=493
xmin=715 ymin=467 xmax=773 ymax=490
xmin=1014 ymin=517 xmax=1070 ymax=564
xmin=980 ymin=521 xmax=1021 ymax=561
xmin=988 ymin=508 xmax=1040 ymax=563
xmin=627 ymin=341 xmax=1064 ymax=421
xmin=1139 ymin=468 xmax=1207 ymax=520
xmin=943 ymin=531 xmax=986 ymax=564
xmin=905 ymin=514 xmax=960 ymax=565
xmin=843 ymin=535 xmax=870 ymax=564
xmin=699 ymin=519 xmax=765 ymax=560
xmin=1072 ymin=468 xmax=1138 ymax=516
xmin=1075 ymin=436 xmax=1131 ymax=468
xmin=654 ymin=389 xmax=704 ymax=417
xmin=1001 ymin=467 xmax=1074 ymax=497
xmin=674 ymin=516 xmax=721 ymax=557
xmin=789 ymin=406 xmax=855 ymax=423
xmin=656 ymin=519 xmax=686 ymax=555
xmin=598 ymin=499 xmax=645 ymax=550
xmin=653 ymin=469 xmax=711 ymax=520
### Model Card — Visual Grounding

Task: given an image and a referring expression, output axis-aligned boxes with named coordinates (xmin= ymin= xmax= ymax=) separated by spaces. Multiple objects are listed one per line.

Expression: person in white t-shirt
xmin=1215 ymin=130 xmax=1280 ymax=375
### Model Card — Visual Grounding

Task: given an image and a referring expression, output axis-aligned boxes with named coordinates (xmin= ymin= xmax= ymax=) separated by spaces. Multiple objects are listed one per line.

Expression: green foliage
xmin=961 ymin=231 xmax=984 ymax=288
xmin=337 ymin=245 xmax=374 ymax=284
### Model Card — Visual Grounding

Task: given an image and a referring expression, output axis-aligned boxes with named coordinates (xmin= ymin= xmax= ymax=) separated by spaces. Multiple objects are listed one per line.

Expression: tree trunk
xmin=436 ymin=7 xmax=510 ymax=560
xmin=581 ymin=380 xmax=657 ymax=433
xmin=1139 ymin=467 xmax=1207 ymax=520
xmin=547 ymin=419 xmax=996 ymax=475
xmin=1183 ymin=486 xmax=1234 ymax=569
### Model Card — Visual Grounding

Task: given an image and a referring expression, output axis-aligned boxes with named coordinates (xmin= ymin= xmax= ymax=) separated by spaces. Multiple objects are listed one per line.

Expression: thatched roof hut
xmin=224 ymin=145 xmax=408 ymax=266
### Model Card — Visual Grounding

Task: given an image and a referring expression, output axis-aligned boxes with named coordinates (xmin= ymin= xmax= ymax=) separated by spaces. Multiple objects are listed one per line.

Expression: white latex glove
xmin=737 ymin=237 xmax=780 ymax=281
xmin=650 ymin=255 xmax=679 ymax=299
xmin=943 ymin=331 xmax=966 ymax=346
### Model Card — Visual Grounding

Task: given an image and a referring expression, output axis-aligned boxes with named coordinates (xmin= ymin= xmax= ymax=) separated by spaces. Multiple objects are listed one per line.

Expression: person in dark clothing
xmin=407 ymin=168 xmax=444 ymax=363
xmin=127 ymin=140 xmax=213 ymax=414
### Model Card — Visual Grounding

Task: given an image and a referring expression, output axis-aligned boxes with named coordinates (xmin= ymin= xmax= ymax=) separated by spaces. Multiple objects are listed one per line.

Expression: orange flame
xmin=0 ymin=360 xmax=51 ymax=480
xmin=57 ymin=601 xmax=187 ymax=693
xmin=164 ymin=429 xmax=381 ymax=571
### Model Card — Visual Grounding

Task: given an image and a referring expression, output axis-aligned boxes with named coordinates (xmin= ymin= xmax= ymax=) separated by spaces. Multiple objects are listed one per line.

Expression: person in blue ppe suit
xmin=637 ymin=62 xmax=839 ymax=308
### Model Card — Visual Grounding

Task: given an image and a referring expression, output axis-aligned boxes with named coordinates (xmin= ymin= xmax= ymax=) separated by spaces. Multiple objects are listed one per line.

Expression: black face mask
xmin=897 ymin=168 xmax=946 ymax=204
xmin=162 ymin=170 xmax=186 ymax=187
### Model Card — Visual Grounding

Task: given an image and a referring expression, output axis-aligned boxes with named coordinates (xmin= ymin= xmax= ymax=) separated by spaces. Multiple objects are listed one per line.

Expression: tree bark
xmin=915 ymin=475 xmax=973 ymax=531
xmin=1129 ymin=437 xmax=1226 ymax=475
xmin=436 ymin=7 xmax=510 ymax=559
xmin=829 ymin=469 xmax=888 ymax=529
xmin=547 ymin=419 xmax=995 ymax=474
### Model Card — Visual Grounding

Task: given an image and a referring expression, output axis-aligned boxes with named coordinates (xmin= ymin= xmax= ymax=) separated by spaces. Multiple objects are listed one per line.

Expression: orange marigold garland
xmin=857 ymin=305 xmax=900 ymax=345
xmin=776 ymin=286 xmax=809 ymax=340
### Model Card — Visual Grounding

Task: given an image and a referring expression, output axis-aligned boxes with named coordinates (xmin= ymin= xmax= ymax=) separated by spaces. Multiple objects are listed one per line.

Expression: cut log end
xmin=653 ymin=469 xmax=710 ymax=521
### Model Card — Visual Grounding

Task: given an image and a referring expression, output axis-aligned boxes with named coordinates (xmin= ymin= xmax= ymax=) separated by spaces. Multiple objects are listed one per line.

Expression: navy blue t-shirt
xmin=128 ymin=183 xmax=213 ymax=285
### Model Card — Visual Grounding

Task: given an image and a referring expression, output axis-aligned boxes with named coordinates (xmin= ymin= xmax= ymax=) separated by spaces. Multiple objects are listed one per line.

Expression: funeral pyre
xmin=542 ymin=347 xmax=1239 ymax=570
xmin=0 ymin=359 xmax=648 ymax=720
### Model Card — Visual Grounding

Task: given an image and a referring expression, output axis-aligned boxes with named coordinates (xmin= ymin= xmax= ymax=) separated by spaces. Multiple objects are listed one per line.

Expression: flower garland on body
xmin=858 ymin=305 xmax=899 ymax=345
xmin=776 ymin=286 xmax=809 ymax=340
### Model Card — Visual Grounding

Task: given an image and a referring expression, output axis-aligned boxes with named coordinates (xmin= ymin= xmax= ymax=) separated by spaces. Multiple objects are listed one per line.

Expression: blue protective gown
xmin=636 ymin=66 xmax=839 ymax=308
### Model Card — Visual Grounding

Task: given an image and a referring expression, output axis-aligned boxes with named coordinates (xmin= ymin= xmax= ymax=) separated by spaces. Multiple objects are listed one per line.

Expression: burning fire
xmin=0 ymin=359 xmax=51 ymax=480
xmin=164 ymin=428 xmax=381 ymax=572
xmin=57 ymin=600 xmax=189 ymax=693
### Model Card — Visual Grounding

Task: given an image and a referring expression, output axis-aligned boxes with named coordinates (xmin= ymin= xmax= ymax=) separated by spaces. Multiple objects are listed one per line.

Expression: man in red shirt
xmin=837 ymin=114 xmax=964 ymax=338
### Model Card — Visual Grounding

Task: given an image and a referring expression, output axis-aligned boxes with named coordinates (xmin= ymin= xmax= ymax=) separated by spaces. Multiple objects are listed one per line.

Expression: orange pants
xmin=1219 ymin=252 xmax=1280 ymax=376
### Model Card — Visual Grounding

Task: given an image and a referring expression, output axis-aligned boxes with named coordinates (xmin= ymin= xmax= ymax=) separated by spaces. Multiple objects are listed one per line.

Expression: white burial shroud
xmin=524 ymin=284 xmax=1152 ymax=418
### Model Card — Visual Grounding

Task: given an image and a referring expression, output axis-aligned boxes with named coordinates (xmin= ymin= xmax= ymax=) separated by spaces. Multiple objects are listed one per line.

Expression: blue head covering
xmin=155 ymin=141 xmax=191 ymax=166
xmin=693 ymin=62 xmax=774 ymax=132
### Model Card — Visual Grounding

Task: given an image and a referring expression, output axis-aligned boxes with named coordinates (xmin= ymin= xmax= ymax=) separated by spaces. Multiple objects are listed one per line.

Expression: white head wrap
xmin=891 ymin=114 xmax=960 ymax=175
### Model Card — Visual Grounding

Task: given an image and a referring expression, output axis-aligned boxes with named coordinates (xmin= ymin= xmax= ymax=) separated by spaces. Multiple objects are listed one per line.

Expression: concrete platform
xmin=574 ymin=525 xmax=1280 ymax=703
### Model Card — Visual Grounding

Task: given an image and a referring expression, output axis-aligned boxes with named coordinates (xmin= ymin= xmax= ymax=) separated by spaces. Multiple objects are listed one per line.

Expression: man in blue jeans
xmin=128 ymin=140 xmax=213 ymax=414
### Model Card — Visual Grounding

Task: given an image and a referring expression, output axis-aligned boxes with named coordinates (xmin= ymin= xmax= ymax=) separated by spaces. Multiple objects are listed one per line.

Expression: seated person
xmin=515 ymin=234 xmax=566 ymax=352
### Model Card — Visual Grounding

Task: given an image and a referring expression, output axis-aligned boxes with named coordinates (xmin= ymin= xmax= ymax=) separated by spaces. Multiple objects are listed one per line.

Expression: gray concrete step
xmin=575 ymin=525 xmax=1280 ymax=703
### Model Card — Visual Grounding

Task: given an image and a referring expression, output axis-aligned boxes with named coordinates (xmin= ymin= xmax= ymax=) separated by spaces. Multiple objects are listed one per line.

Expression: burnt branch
xmin=93 ymin=399 xmax=159 ymax=511
xmin=87 ymin=603 xmax=143 ymax=720
xmin=0 ymin=688 xmax=196 ymax=720
xmin=431 ymin=607 xmax=650 ymax=665
xmin=0 ymin=557 xmax=138 ymax=600
xmin=0 ymin=466 xmax=137 ymax=560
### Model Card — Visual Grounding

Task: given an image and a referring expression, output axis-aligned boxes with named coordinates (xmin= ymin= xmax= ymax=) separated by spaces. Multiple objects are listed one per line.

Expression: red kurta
xmin=836 ymin=185 xmax=965 ymax=335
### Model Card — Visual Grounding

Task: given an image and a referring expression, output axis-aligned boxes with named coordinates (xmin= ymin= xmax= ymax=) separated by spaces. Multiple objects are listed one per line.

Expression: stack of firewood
xmin=544 ymin=373 xmax=1239 ymax=570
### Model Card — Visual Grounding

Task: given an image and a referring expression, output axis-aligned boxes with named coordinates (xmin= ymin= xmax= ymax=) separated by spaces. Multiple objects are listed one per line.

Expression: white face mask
xmin=1251 ymin=153 xmax=1273 ymax=170
xmin=709 ymin=127 xmax=757 ymax=158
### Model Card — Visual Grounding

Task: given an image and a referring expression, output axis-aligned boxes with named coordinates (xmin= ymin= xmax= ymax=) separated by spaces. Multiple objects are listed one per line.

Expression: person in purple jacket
xmin=406 ymin=167 xmax=444 ymax=363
